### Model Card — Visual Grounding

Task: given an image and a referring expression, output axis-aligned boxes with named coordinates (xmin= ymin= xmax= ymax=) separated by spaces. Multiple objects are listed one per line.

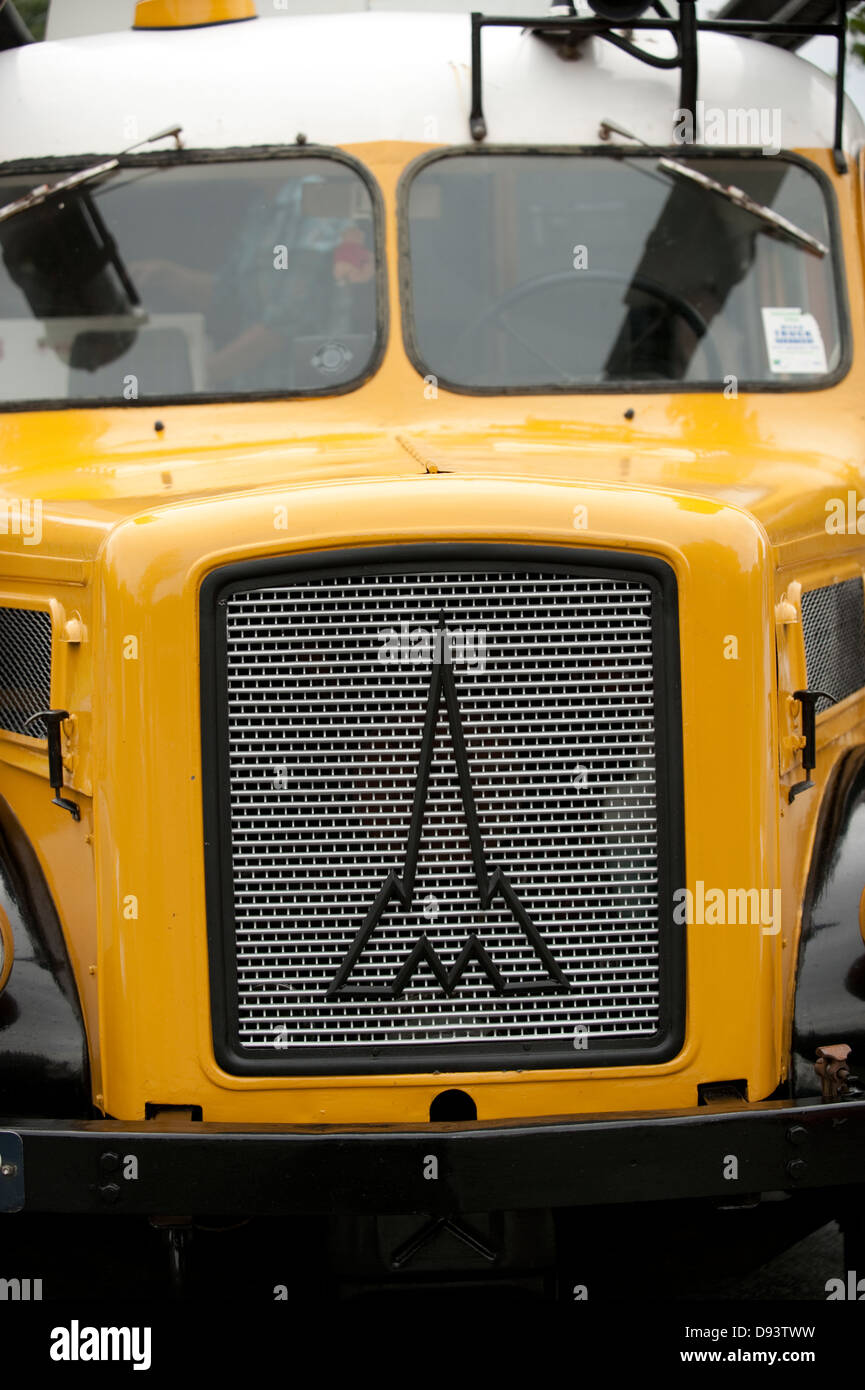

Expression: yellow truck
xmin=0 ymin=0 xmax=863 ymax=1299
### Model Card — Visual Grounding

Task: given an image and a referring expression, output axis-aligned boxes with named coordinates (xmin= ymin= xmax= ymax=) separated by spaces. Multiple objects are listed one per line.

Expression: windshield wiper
xmin=598 ymin=120 xmax=828 ymax=260
xmin=0 ymin=124 xmax=184 ymax=226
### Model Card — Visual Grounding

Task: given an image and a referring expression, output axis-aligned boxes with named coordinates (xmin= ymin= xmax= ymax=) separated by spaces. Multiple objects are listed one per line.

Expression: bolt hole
xmin=429 ymin=1088 xmax=477 ymax=1122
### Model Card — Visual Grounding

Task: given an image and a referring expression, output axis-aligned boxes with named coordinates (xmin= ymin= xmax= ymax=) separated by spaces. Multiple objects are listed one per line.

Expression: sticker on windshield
xmin=761 ymin=307 xmax=827 ymax=374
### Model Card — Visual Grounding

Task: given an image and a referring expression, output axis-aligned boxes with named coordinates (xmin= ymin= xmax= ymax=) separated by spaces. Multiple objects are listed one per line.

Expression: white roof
xmin=1 ymin=11 xmax=862 ymax=160
xmin=44 ymin=0 xmax=546 ymax=41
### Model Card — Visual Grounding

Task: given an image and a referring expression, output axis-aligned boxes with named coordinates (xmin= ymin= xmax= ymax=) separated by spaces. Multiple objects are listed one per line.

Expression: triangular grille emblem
xmin=327 ymin=623 xmax=570 ymax=999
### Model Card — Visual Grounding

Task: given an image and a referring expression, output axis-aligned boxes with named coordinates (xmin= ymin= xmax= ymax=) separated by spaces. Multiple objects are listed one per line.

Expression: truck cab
xmin=0 ymin=0 xmax=864 ymax=1300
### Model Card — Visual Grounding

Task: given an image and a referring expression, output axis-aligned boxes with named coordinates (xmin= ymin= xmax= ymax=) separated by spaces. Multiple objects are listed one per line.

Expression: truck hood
xmin=1 ymin=416 xmax=859 ymax=566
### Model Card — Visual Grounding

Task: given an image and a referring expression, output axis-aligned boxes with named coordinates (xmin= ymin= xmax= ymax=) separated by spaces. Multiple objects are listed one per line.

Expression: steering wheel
xmin=450 ymin=268 xmax=723 ymax=384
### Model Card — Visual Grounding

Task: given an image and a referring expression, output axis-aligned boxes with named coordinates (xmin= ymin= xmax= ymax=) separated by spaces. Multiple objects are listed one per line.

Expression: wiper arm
xmin=0 ymin=124 xmax=184 ymax=226
xmin=656 ymin=159 xmax=828 ymax=259
xmin=599 ymin=120 xmax=828 ymax=260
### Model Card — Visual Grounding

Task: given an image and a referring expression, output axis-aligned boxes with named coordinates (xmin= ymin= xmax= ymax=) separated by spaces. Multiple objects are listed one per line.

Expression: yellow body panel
xmin=1 ymin=143 xmax=864 ymax=1122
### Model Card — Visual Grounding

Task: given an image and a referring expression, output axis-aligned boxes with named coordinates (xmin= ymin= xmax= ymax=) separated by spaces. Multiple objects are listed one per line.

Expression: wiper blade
xmin=656 ymin=159 xmax=828 ymax=259
xmin=599 ymin=120 xmax=828 ymax=259
xmin=0 ymin=124 xmax=184 ymax=226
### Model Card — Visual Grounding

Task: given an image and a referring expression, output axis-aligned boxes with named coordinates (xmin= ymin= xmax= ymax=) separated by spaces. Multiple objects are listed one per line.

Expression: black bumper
xmin=2 ymin=1096 xmax=864 ymax=1217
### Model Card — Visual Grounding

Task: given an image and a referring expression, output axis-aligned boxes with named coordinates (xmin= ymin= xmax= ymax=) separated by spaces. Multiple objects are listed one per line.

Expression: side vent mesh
xmin=801 ymin=577 xmax=865 ymax=713
xmin=0 ymin=607 xmax=52 ymax=737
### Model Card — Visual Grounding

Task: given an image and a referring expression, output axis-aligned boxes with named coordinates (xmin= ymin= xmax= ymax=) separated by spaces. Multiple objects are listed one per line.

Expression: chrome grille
xmin=218 ymin=561 xmax=671 ymax=1060
xmin=802 ymin=577 xmax=865 ymax=713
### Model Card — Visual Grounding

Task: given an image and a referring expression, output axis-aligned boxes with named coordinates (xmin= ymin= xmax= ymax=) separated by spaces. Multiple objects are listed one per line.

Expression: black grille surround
xmin=0 ymin=607 xmax=52 ymax=737
xmin=200 ymin=545 xmax=686 ymax=1076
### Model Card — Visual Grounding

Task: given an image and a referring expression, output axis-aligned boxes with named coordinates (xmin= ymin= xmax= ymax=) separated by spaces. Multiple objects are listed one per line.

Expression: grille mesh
xmin=222 ymin=566 xmax=664 ymax=1054
xmin=802 ymin=577 xmax=865 ymax=713
xmin=0 ymin=607 xmax=52 ymax=737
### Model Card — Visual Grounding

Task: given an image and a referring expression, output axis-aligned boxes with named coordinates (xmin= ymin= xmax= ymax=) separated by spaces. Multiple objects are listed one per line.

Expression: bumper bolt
xmin=786 ymin=1158 xmax=808 ymax=1180
xmin=786 ymin=1125 xmax=808 ymax=1146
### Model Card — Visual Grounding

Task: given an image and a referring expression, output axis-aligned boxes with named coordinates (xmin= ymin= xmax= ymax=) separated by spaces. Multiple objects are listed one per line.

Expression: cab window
xmin=0 ymin=154 xmax=382 ymax=406
xmin=402 ymin=151 xmax=844 ymax=392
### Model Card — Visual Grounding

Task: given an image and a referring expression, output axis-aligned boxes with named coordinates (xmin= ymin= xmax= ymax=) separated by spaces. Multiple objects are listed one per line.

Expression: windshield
xmin=403 ymin=152 xmax=843 ymax=391
xmin=0 ymin=155 xmax=380 ymax=406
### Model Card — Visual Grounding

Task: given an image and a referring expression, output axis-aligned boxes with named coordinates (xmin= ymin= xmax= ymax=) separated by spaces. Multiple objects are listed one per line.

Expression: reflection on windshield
xmin=406 ymin=154 xmax=841 ymax=390
xmin=0 ymin=157 xmax=378 ymax=404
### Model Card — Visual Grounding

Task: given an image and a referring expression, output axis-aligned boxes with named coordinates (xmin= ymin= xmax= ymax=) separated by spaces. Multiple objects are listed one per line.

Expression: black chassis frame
xmin=397 ymin=145 xmax=852 ymax=398
xmin=199 ymin=543 xmax=685 ymax=1077
xmin=0 ymin=143 xmax=390 ymax=413
xmin=2 ymin=1094 xmax=865 ymax=1216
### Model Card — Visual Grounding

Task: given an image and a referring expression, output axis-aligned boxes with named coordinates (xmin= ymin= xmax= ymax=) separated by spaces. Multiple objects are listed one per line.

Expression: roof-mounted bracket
xmin=468 ymin=2 xmax=849 ymax=173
